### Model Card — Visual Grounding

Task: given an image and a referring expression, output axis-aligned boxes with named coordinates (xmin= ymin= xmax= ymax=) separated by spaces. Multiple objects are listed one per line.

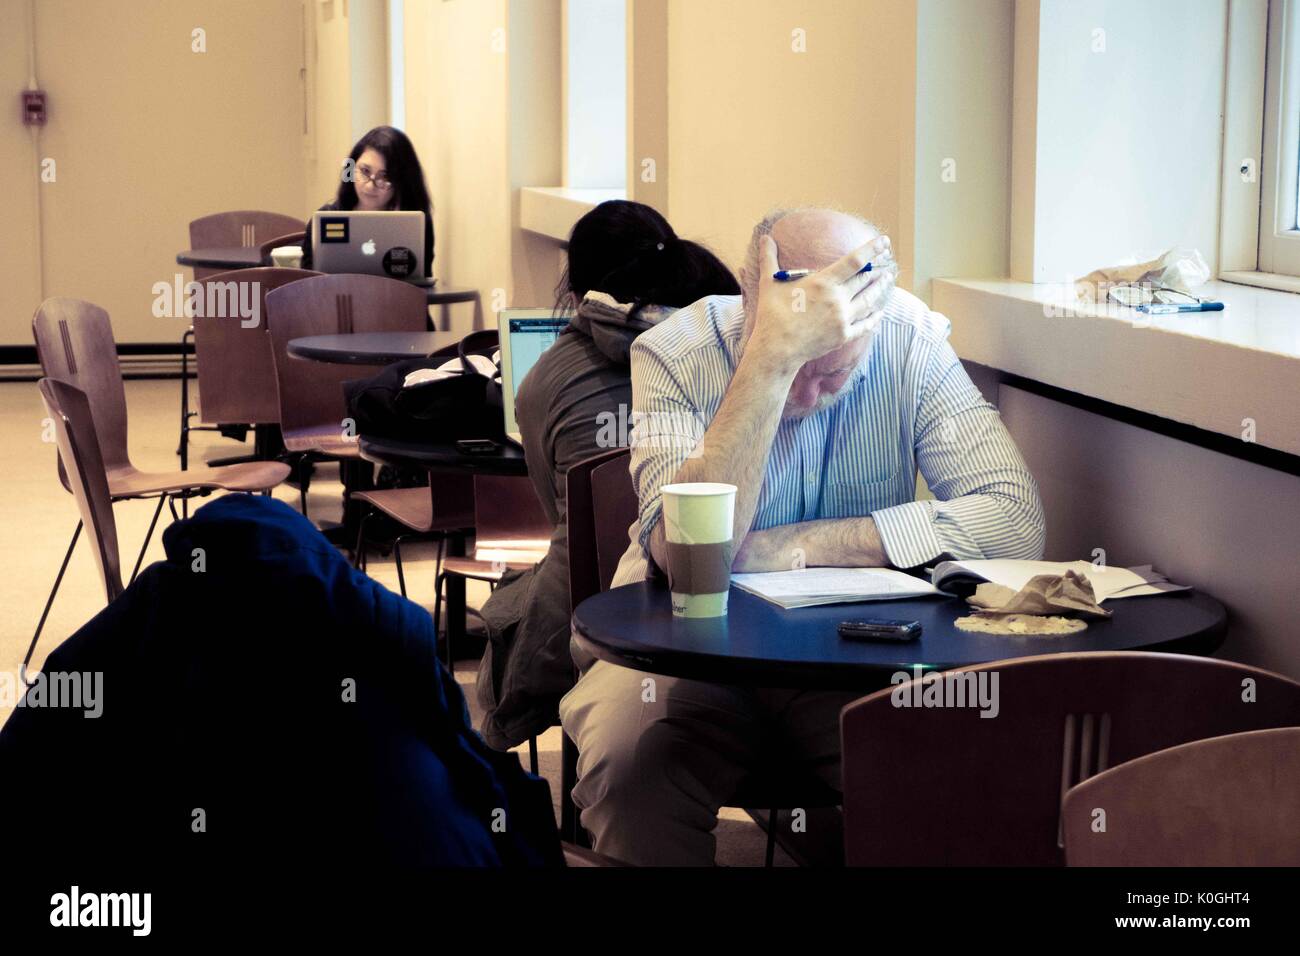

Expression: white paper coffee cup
xmin=661 ymin=482 xmax=736 ymax=618
xmin=271 ymin=245 xmax=304 ymax=269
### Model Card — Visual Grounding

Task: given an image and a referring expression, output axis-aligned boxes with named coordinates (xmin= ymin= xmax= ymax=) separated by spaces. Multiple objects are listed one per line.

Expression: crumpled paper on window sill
xmin=1074 ymin=248 xmax=1210 ymax=303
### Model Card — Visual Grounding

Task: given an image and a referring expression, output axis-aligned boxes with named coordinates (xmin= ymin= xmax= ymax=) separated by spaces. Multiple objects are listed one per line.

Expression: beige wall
xmin=663 ymin=0 xmax=916 ymax=272
xmin=403 ymin=0 xmax=512 ymax=322
xmin=1001 ymin=385 xmax=1300 ymax=680
xmin=2 ymin=0 xmax=309 ymax=346
xmin=310 ymin=0 xmax=356 ymax=203
xmin=1 ymin=0 xmax=42 ymax=344
xmin=400 ymin=0 xmax=562 ymax=325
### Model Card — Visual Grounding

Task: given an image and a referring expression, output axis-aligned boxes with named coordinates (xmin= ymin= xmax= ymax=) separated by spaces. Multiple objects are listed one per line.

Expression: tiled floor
xmin=0 ymin=377 xmax=787 ymax=865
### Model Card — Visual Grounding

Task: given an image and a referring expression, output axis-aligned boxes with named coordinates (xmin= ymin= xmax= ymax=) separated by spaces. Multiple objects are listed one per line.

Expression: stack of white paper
xmin=730 ymin=567 xmax=942 ymax=609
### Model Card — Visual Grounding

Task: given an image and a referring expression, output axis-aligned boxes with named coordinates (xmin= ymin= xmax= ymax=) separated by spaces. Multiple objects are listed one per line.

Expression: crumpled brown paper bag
xmin=966 ymin=569 xmax=1112 ymax=619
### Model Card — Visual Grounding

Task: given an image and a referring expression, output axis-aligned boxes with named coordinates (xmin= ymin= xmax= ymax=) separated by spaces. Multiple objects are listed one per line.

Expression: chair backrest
xmin=471 ymin=475 xmax=551 ymax=559
xmin=840 ymin=651 xmax=1300 ymax=866
xmin=566 ymin=449 xmax=636 ymax=608
xmin=459 ymin=329 xmax=499 ymax=362
xmin=1062 ymin=726 xmax=1300 ymax=866
xmin=265 ymin=273 xmax=429 ymax=438
xmin=192 ymin=267 xmax=322 ymax=426
xmin=37 ymin=379 xmax=124 ymax=603
xmin=32 ymin=297 xmax=131 ymax=477
xmin=188 ymin=211 xmax=306 ymax=280
xmin=257 ymin=231 xmax=307 ymax=265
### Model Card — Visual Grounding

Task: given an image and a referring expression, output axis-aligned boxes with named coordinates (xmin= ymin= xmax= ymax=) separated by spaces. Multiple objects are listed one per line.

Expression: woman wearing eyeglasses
xmin=301 ymin=125 xmax=435 ymax=277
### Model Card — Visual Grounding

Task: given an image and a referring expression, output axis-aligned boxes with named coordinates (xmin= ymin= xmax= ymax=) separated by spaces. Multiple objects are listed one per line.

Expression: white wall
xmin=1012 ymin=0 xmax=1229 ymax=282
xmin=902 ymin=0 xmax=1015 ymax=303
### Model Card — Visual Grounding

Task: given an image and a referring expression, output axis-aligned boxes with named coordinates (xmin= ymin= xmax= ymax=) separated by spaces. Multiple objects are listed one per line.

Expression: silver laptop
xmin=498 ymin=309 xmax=572 ymax=445
xmin=311 ymin=210 xmax=428 ymax=282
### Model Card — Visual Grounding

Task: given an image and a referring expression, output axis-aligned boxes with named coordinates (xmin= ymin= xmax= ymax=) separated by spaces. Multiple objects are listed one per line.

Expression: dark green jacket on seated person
xmin=477 ymin=293 xmax=676 ymax=750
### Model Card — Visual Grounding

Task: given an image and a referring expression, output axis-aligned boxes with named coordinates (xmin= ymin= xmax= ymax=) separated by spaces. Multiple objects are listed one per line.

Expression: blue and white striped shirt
xmin=627 ymin=290 xmax=1045 ymax=570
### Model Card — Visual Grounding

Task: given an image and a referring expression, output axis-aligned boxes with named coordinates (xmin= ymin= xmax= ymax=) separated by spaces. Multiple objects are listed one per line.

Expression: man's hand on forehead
xmin=748 ymin=233 xmax=895 ymax=372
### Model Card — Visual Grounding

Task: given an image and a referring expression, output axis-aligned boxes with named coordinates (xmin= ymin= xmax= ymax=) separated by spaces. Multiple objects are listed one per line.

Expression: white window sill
xmin=519 ymin=187 xmax=627 ymax=242
xmin=1220 ymin=270 xmax=1300 ymax=295
xmin=932 ymin=277 xmax=1300 ymax=457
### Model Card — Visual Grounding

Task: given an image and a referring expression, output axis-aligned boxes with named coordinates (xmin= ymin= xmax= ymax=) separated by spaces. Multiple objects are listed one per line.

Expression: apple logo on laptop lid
xmin=361 ymin=239 xmax=377 ymax=255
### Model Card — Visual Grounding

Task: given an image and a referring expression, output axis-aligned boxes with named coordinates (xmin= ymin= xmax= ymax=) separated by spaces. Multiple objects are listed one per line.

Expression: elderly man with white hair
xmin=558 ymin=207 xmax=1046 ymax=865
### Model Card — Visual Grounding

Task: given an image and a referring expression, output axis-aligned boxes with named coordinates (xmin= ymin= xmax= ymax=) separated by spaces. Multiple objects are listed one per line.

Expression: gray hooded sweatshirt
xmin=476 ymin=293 xmax=674 ymax=750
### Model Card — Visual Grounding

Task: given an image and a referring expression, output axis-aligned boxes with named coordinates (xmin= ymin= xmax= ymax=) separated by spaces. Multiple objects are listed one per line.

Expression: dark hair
xmin=335 ymin=126 xmax=432 ymax=218
xmin=556 ymin=200 xmax=740 ymax=319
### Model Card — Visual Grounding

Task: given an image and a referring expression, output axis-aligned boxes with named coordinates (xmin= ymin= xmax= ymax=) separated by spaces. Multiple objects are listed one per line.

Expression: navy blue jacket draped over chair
xmin=0 ymin=494 xmax=561 ymax=868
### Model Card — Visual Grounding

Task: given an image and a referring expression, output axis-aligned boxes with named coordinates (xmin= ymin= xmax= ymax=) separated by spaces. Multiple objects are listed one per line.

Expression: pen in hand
xmin=774 ymin=261 xmax=873 ymax=282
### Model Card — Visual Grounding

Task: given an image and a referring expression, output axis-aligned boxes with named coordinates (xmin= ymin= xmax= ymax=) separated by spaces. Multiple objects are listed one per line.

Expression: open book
xmin=730 ymin=567 xmax=942 ymax=610
xmin=928 ymin=559 xmax=1190 ymax=602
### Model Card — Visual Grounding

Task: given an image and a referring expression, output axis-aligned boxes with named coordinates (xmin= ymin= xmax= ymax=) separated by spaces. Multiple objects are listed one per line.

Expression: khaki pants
xmin=558 ymin=657 xmax=860 ymax=866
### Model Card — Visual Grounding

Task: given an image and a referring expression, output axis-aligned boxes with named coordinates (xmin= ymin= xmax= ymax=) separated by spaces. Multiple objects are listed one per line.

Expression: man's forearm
xmin=732 ymin=517 xmax=890 ymax=572
xmin=648 ymin=347 xmax=796 ymax=571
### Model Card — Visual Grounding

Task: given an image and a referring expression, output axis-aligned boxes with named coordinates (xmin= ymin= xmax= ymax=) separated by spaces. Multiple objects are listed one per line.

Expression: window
xmin=1259 ymin=0 xmax=1300 ymax=274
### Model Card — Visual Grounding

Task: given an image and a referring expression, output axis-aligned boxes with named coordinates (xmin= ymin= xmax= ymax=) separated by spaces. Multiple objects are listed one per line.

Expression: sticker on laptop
xmin=383 ymin=246 xmax=416 ymax=278
xmin=319 ymin=216 xmax=349 ymax=243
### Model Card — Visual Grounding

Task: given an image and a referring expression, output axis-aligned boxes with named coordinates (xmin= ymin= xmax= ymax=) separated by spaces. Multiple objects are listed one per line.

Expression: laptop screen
xmin=498 ymin=310 xmax=571 ymax=441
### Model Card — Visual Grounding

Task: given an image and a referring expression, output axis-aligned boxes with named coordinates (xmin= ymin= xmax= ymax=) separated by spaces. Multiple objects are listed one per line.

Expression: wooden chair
xmin=563 ymin=448 xmax=839 ymax=865
xmin=562 ymin=449 xmax=640 ymax=846
xmin=187 ymin=211 xmax=306 ymax=281
xmin=181 ymin=267 xmax=322 ymax=480
xmin=35 ymin=379 xmax=124 ymax=627
xmin=840 ymin=651 xmax=1300 ymax=866
xmin=429 ymin=472 xmax=549 ymax=774
xmin=1063 ymin=726 xmax=1300 ymax=866
xmin=432 ymin=474 xmax=550 ymax=662
xmin=30 ymin=298 xmax=290 ymax=673
xmin=265 ymin=273 xmax=430 ymax=521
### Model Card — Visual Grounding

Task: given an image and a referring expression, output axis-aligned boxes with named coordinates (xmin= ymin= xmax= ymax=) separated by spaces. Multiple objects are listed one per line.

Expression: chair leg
xmin=129 ymin=495 xmax=168 ymax=584
xmin=433 ymin=571 xmax=450 ymax=667
xmin=177 ymin=327 xmax=192 ymax=467
xmin=352 ymin=509 xmax=371 ymax=571
xmin=528 ymin=735 xmax=538 ymax=776
xmin=393 ymin=535 xmax=408 ymax=598
xmin=22 ymin=521 xmax=82 ymax=684
xmin=765 ymin=810 xmax=778 ymax=868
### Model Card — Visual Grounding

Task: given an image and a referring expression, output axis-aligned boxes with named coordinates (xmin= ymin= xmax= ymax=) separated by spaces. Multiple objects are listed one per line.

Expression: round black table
xmin=572 ymin=581 xmax=1228 ymax=691
xmin=358 ymin=435 xmax=527 ymax=477
xmin=176 ymin=247 xmax=263 ymax=270
xmin=288 ymin=332 xmax=461 ymax=365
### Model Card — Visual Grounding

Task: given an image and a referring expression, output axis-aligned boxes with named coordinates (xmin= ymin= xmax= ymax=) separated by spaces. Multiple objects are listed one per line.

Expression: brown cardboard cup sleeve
xmin=665 ymin=541 xmax=733 ymax=595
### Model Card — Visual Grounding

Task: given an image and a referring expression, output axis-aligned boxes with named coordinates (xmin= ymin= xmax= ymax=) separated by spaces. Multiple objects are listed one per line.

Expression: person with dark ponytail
xmin=476 ymin=200 xmax=740 ymax=752
xmin=301 ymin=125 xmax=435 ymax=277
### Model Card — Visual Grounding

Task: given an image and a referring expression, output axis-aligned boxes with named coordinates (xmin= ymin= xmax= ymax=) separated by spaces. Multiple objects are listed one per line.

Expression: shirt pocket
xmin=822 ymin=464 xmax=909 ymax=518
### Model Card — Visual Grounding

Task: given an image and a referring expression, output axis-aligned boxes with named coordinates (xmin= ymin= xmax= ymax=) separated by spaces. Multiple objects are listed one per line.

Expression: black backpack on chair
xmin=344 ymin=333 xmax=505 ymax=445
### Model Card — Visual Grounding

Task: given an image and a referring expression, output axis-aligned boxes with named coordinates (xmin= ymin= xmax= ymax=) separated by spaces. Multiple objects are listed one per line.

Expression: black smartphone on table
xmin=456 ymin=439 xmax=500 ymax=455
xmin=837 ymin=619 xmax=922 ymax=643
